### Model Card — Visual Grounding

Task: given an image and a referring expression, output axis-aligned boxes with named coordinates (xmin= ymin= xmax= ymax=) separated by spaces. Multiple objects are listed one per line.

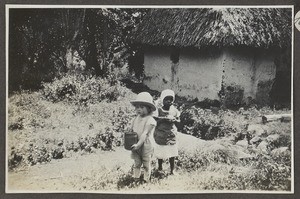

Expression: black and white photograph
xmin=5 ymin=5 xmax=293 ymax=194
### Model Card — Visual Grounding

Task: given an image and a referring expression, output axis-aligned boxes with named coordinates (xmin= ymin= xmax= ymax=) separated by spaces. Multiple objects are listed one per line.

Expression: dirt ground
xmin=7 ymin=147 xmax=132 ymax=192
xmin=7 ymin=133 xmax=206 ymax=193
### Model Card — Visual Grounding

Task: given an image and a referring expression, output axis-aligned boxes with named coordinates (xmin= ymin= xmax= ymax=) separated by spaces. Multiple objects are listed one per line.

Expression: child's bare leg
xmin=158 ymin=159 xmax=163 ymax=170
xmin=133 ymin=157 xmax=142 ymax=179
xmin=169 ymin=157 xmax=175 ymax=174
xmin=143 ymin=157 xmax=151 ymax=182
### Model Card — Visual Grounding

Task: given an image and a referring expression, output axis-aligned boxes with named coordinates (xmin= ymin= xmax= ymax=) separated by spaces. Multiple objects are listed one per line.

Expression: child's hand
xmin=131 ymin=144 xmax=139 ymax=151
xmin=167 ymin=115 xmax=180 ymax=123
xmin=167 ymin=115 xmax=176 ymax=121
xmin=166 ymin=140 xmax=176 ymax=145
xmin=174 ymin=117 xmax=180 ymax=123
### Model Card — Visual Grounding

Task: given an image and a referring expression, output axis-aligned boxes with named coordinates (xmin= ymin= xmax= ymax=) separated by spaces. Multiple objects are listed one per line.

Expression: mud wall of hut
xmin=143 ymin=47 xmax=277 ymax=103
xmin=223 ymin=48 xmax=276 ymax=104
xmin=143 ymin=47 xmax=173 ymax=91
xmin=176 ymin=49 xmax=223 ymax=100
xmin=143 ymin=47 xmax=224 ymax=100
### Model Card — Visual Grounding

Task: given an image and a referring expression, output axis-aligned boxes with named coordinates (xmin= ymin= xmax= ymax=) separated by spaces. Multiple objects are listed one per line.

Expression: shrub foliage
xmin=180 ymin=106 xmax=244 ymax=140
xmin=42 ymin=73 xmax=127 ymax=104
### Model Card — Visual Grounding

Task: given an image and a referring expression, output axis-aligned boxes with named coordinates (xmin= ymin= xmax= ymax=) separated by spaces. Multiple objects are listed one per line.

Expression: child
xmin=129 ymin=92 xmax=157 ymax=182
xmin=153 ymin=89 xmax=180 ymax=175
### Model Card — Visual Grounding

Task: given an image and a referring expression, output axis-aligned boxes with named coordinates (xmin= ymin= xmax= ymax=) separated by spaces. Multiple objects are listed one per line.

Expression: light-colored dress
xmin=130 ymin=115 xmax=156 ymax=181
xmin=130 ymin=115 xmax=156 ymax=159
xmin=153 ymin=105 xmax=180 ymax=159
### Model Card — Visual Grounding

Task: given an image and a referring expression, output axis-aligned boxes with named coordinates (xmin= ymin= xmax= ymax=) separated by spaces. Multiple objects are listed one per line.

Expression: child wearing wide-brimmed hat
xmin=129 ymin=92 xmax=157 ymax=182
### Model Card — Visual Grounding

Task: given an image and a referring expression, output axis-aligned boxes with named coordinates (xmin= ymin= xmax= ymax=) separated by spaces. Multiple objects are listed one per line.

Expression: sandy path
xmin=7 ymin=147 xmax=132 ymax=192
xmin=7 ymin=133 xmax=206 ymax=192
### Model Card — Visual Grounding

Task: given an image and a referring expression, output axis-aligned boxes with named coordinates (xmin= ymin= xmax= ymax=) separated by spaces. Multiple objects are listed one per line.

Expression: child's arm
xmin=131 ymin=123 xmax=155 ymax=150
xmin=165 ymin=107 xmax=180 ymax=122
xmin=174 ymin=107 xmax=181 ymax=122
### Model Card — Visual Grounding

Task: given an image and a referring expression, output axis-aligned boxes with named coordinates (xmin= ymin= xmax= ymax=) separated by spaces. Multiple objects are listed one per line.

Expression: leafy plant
xmin=42 ymin=73 xmax=127 ymax=104
xmin=244 ymin=156 xmax=291 ymax=190
xmin=177 ymin=145 xmax=239 ymax=172
xmin=180 ymin=106 xmax=242 ymax=140
xmin=8 ymin=91 xmax=50 ymax=131
xmin=218 ymin=84 xmax=245 ymax=110
xmin=27 ymin=144 xmax=52 ymax=166
xmin=8 ymin=148 xmax=24 ymax=170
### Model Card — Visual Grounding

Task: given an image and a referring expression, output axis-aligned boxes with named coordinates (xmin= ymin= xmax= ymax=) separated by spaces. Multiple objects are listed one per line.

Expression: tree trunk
xmin=84 ymin=10 xmax=102 ymax=76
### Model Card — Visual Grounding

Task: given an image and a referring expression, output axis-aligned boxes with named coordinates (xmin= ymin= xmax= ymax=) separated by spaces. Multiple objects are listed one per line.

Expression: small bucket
xmin=124 ymin=132 xmax=138 ymax=150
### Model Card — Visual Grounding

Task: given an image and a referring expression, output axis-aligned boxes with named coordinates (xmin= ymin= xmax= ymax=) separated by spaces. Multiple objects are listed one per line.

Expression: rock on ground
xmin=257 ymin=141 xmax=269 ymax=154
xmin=247 ymin=124 xmax=265 ymax=136
xmin=236 ymin=139 xmax=248 ymax=148
xmin=271 ymin=147 xmax=290 ymax=157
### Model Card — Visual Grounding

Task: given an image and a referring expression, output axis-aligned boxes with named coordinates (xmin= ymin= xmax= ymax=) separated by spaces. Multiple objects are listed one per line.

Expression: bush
xmin=111 ymin=107 xmax=135 ymax=134
xmin=180 ymin=107 xmax=242 ymax=140
xmin=8 ymin=118 xmax=24 ymax=130
xmin=8 ymin=148 xmax=24 ymax=170
xmin=219 ymin=84 xmax=244 ymax=110
xmin=245 ymin=156 xmax=291 ymax=190
xmin=8 ymin=126 xmax=125 ymax=170
xmin=27 ymin=144 xmax=52 ymax=166
xmin=177 ymin=145 xmax=239 ymax=172
xmin=176 ymin=149 xmax=291 ymax=191
xmin=8 ymin=91 xmax=50 ymax=131
xmin=201 ymin=161 xmax=291 ymax=191
xmin=7 ymin=88 xmax=135 ymax=170
xmin=42 ymin=73 xmax=127 ymax=104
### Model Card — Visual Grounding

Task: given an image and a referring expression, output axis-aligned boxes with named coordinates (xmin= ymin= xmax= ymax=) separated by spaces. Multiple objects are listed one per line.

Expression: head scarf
xmin=153 ymin=89 xmax=176 ymax=117
xmin=160 ymin=89 xmax=175 ymax=102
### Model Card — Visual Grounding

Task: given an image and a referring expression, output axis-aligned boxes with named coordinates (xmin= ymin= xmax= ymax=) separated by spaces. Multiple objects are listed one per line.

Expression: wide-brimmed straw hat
xmin=130 ymin=92 xmax=156 ymax=112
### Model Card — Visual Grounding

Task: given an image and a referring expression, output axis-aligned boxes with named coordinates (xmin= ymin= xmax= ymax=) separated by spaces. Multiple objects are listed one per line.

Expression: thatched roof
xmin=133 ymin=8 xmax=291 ymax=49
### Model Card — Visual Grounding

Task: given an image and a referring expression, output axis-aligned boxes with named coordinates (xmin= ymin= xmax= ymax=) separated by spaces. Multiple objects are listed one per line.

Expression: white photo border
xmin=5 ymin=4 xmax=295 ymax=194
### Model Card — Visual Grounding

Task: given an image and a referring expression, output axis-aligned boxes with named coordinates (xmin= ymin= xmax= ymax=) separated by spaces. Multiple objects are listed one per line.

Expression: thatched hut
xmin=133 ymin=8 xmax=291 ymax=106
